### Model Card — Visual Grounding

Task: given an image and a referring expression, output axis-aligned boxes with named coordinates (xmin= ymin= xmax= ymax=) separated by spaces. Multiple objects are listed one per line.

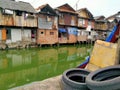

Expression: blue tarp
xmin=58 ymin=28 xmax=67 ymax=33
xmin=67 ymin=27 xmax=78 ymax=35
xmin=77 ymin=56 xmax=90 ymax=68
xmin=105 ymin=26 xmax=117 ymax=42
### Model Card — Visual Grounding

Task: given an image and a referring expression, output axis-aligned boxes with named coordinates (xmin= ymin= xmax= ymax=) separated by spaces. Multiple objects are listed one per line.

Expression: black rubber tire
xmin=86 ymin=65 xmax=120 ymax=90
xmin=61 ymin=68 xmax=90 ymax=90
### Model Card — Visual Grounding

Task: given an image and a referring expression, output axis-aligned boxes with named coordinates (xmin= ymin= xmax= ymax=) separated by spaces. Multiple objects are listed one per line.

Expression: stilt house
xmin=36 ymin=4 xmax=58 ymax=46
xmin=0 ymin=0 xmax=37 ymax=48
xmin=77 ymin=8 xmax=95 ymax=43
xmin=55 ymin=3 xmax=78 ymax=44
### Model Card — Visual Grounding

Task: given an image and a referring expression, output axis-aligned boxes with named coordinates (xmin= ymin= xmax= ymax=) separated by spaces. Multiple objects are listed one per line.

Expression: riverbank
xmin=10 ymin=75 xmax=62 ymax=90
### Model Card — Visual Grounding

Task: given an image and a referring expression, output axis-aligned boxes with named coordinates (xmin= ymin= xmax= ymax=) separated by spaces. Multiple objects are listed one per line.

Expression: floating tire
xmin=61 ymin=68 xmax=90 ymax=90
xmin=86 ymin=65 xmax=120 ymax=90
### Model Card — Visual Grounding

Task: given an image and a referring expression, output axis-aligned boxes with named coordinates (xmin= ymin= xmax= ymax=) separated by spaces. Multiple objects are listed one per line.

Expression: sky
xmin=19 ymin=0 xmax=120 ymax=17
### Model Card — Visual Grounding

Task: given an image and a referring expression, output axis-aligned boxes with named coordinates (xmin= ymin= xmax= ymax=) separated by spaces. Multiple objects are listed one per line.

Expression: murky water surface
xmin=0 ymin=45 xmax=92 ymax=89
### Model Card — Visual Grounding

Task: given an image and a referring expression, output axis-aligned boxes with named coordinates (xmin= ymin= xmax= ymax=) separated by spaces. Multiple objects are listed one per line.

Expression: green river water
xmin=0 ymin=45 xmax=92 ymax=89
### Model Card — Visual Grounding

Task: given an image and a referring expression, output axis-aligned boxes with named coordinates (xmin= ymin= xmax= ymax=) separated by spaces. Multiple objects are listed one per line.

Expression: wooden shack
xmin=0 ymin=0 xmax=37 ymax=48
xmin=55 ymin=3 xmax=78 ymax=44
xmin=94 ymin=16 xmax=108 ymax=40
xmin=106 ymin=12 xmax=120 ymax=31
xmin=77 ymin=8 xmax=95 ymax=43
xmin=36 ymin=4 xmax=58 ymax=46
xmin=94 ymin=16 xmax=108 ymax=30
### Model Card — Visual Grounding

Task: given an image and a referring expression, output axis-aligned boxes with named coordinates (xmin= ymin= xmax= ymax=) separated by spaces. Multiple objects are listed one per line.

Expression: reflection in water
xmin=0 ymin=45 xmax=92 ymax=89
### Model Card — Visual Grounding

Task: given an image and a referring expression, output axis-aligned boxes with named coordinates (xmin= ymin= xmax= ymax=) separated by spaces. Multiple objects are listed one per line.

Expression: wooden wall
xmin=59 ymin=13 xmax=78 ymax=26
xmin=94 ymin=22 xmax=108 ymax=30
xmin=0 ymin=11 xmax=37 ymax=27
xmin=78 ymin=18 xmax=95 ymax=29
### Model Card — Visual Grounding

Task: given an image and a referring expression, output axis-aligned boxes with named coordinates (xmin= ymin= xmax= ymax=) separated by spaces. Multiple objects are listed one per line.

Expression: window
xmin=50 ymin=32 xmax=54 ymax=35
xmin=16 ymin=11 xmax=22 ymax=16
xmin=31 ymin=30 xmax=36 ymax=38
xmin=79 ymin=19 xmax=85 ymax=25
xmin=2 ymin=9 xmax=13 ymax=15
xmin=41 ymin=32 xmax=44 ymax=34
xmin=6 ymin=29 xmax=11 ymax=39
xmin=88 ymin=21 xmax=91 ymax=26
xmin=27 ymin=13 xmax=35 ymax=18
xmin=47 ymin=16 xmax=51 ymax=22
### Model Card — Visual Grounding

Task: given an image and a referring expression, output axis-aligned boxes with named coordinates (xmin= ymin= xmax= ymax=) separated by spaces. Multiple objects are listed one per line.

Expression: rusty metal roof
xmin=36 ymin=4 xmax=57 ymax=15
xmin=0 ymin=0 xmax=36 ymax=13
xmin=94 ymin=15 xmax=105 ymax=20
xmin=77 ymin=8 xmax=93 ymax=19
xmin=36 ymin=4 xmax=48 ymax=11
xmin=106 ymin=12 xmax=120 ymax=20
xmin=56 ymin=3 xmax=77 ymax=14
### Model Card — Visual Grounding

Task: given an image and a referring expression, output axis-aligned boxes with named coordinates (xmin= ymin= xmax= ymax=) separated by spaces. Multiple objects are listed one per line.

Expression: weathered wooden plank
xmin=94 ymin=23 xmax=108 ymax=30
xmin=0 ymin=12 xmax=38 ymax=27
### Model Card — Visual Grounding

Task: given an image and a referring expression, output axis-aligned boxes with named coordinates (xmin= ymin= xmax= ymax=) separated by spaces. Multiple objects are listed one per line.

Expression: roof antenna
xmin=74 ymin=0 xmax=80 ymax=10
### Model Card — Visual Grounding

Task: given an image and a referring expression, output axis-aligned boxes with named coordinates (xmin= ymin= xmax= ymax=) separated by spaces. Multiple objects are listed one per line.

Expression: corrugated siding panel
xmin=11 ymin=29 xmax=22 ymax=42
xmin=38 ymin=17 xmax=53 ymax=29
xmin=2 ymin=28 xmax=6 ymax=40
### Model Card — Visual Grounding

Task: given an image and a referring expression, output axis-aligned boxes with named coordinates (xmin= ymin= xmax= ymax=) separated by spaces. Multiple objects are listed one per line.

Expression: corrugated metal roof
xmin=94 ymin=16 xmax=105 ymax=20
xmin=106 ymin=12 xmax=120 ymax=20
xmin=56 ymin=3 xmax=77 ymax=14
xmin=36 ymin=4 xmax=57 ymax=15
xmin=36 ymin=4 xmax=48 ymax=11
xmin=77 ymin=8 xmax=93 ymax=19
xmin=0 ymin=0 xmax=36 ymax=13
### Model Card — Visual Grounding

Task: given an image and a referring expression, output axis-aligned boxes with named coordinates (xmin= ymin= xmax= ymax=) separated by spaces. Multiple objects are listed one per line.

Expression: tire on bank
xmin=61 ymin=68 xmax=90 ymax=90
xmin=86 ymin=65 xmax=120 ymax=90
